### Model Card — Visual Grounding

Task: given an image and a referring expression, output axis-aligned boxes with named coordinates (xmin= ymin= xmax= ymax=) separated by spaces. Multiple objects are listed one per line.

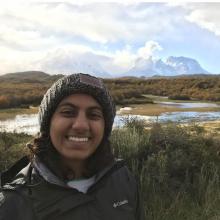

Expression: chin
xmin=63 ymin=151 xmax=90 ymax=161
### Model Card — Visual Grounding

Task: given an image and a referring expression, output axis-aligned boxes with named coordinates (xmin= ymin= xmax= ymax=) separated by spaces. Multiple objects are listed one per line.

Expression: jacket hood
xmin=0 ymin=156 xmax=30 ymax=188
xmin=1 ymin=156 xmax=125 ymax=191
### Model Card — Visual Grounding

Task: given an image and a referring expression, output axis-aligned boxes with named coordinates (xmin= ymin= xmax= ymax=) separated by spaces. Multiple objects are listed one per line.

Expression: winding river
xmin=0 ymin=101 xmax=220 ymax=135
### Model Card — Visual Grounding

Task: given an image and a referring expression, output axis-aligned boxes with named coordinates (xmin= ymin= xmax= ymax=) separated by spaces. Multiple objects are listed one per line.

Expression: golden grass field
xmin=117 ymin=103 xmax=220 ymax=116
xmin=1 ymin=102 xmax=219 ymax=118
xmin=0 ymin=107 xmax=38 ymax=120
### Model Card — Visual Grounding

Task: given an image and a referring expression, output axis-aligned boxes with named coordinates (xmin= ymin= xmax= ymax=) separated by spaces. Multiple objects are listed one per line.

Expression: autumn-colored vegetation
xmin=0 ymin=72 xmax=61 ymax=109
xmin=104 ymin=76 xmax=220 ymax=102
xmin=1 ymin=72 xmax=220 ymax=109
xmin=0 ymin=83 xmax=48 ymax=108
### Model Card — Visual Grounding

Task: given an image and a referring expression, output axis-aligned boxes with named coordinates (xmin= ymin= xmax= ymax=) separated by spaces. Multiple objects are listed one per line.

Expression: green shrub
xmin=0 ymin=132 xmax=32 ymax=171
xmin=111 ymin=120 xmax=220 ymax=219
xmin=1 ymin=120 xmax=220 ymax=219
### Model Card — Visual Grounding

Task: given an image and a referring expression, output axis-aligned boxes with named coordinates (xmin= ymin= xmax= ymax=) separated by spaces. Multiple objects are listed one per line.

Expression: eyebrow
xmin=57 ymin=102 xmax=103 ymax=111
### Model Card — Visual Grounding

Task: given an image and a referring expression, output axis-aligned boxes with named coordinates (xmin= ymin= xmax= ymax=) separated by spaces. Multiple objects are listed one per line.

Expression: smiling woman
xmin=50 ymin=94 xmax=105 ymax=178
xmin=0 ymin=73 xmax=145 ymax=220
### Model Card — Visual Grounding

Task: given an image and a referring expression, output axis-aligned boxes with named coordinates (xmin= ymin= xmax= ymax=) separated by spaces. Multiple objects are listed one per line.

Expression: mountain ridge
xmin=1 ymin=71 xmax=219 ymax=83
xmin=0 ymin=55 xmax=215 ymax=80
xmin=0 ymin=71 xmax=62 ymax=83
xmin=123 ymin=56 xmax=209 ymax=77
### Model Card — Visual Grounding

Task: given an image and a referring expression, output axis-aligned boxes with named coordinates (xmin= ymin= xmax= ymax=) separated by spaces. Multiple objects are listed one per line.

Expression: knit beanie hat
xmin=39 ymin=73 xmax=116 ymax=141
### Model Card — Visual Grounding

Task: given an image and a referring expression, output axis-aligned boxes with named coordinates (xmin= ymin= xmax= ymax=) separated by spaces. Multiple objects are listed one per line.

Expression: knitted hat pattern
xmin=39 ymin=73 xmax=116 ymax=140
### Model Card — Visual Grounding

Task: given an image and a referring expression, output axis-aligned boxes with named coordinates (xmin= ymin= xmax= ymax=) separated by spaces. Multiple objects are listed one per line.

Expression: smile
xmin=67 ymin=136 xmax=89 ymax=142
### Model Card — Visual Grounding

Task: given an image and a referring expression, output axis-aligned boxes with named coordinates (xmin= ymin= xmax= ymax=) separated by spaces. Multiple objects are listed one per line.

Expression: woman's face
xmin=50 ymin=93 xmax=105 ymax=165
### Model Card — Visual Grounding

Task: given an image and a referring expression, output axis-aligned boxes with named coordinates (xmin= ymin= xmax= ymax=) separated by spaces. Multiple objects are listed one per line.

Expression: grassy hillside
xmin=0 ymin=71 xmax=62 ymax=108
xmin=0 ymin=71 xmax=62 ymax=83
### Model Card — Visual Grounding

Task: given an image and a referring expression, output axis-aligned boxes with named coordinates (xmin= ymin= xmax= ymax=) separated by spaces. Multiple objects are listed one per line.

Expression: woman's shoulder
xmin=102 ymin=159 xmax=138 ymax=191
xmin=0 ymin=184 xmax=28 ymax=206
xmin=111 ymin=159 xmax=137 ymax=179
xmin=0 ymin=186 xmax=35 ymax=220
xmin=0 ymin=188 xmax=24 ymax=215
xmin=0 ymin=190 xmax=5 ymax=206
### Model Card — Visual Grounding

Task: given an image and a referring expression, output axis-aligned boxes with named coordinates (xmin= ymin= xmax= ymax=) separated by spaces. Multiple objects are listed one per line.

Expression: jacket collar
xmin=0 ymin=156 xmax=30 ymax=188
xmin=33 ymin=157 xmax=124 ymax=188
xmin=1 ymin=156 xmax=125 ymax=190
xmin=33 ymin=156 xmax=66 ymax=187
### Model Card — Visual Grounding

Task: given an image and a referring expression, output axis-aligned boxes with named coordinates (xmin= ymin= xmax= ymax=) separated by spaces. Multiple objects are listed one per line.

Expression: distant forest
xmin=0 ymin=71 xmax=220 ymax=109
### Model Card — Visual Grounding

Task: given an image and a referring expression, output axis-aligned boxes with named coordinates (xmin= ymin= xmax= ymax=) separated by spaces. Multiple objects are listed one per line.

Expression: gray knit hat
xmin=39 ymin=73 xmax=116 ymax=140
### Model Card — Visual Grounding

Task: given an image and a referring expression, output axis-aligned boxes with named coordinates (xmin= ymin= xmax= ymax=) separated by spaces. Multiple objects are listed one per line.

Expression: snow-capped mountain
xmin=165 ymin=56 xmax=209 ymax=75
xmin=123 ymin=56 xmax=209 ymax=77
xmin=39 ymin=51 xmax=112 ymax=78
xmin=67 ymin=52 xmax=112 ymax=78
xmin=64 ymin=60 xmax=111 ymax=78
xmin=32 ymin=50 xmax=210 ymax=78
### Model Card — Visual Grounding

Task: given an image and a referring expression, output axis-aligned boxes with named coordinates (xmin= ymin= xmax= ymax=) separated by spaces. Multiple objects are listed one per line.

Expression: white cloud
xmin=4 ymin=2 xmax=218 ymax=52
xmin=0 ymin=3 xmax=126 ymax=44
xmin=183 ymin=3 xmax=220 ymax=37
xmin=0 ymin=38 xmax=164 ymax=75
xmin=112 ymin=45 xmax=136 ymax=71
xmin=0 ymin=47 xmax=42 ymax=73
xmin=35 ymin=48 xmax=108 ymax=75
xmin=0 ymin=2 xmax=181 ymax=49
xmin=110 ymin=41 xmax=163 ymax=73
xmin=137 ymin=41 xmax=163 ymax=58
xmin=1 ymin=2 xmax=219 ymax=75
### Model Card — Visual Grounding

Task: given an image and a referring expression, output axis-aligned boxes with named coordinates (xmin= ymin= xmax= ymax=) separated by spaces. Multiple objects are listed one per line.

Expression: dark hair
xmin=27 ymin=132 xmax=115 ymax=180
xmin=29 ymin=73 xmax=116 ymax=179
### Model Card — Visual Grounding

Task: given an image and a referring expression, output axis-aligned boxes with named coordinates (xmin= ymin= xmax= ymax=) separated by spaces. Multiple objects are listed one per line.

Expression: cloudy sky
xmin=1 ymin=1 xmax=220 ymax=76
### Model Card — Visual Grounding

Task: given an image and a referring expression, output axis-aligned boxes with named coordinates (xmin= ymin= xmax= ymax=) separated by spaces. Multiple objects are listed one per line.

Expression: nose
xmin=72 ymin=112 xmax=89 ymax=132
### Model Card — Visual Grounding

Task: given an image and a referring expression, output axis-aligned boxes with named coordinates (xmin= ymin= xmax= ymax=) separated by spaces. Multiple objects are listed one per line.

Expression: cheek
xmin=50 ymin=118 xmax=58 ymax=136
xmin=49 ymin=123 xmax=59 ymax=146
xmin=95 ymin=121 xmax=105 ymax=139
xmin=50 ymin=115 xmax=68 ymax=132
xmin=49 ymin=116 xmax=65 ymax=142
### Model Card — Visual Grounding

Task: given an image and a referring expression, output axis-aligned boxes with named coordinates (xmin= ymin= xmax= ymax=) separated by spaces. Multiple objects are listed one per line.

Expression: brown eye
xmin=88 ymin=110 xmax=103 ymax=120
xmin=60 ymin=108 xmax=77 ymax=117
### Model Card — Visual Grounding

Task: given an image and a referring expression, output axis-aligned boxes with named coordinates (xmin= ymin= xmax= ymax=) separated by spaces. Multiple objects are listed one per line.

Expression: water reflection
xmin=160 ymin=111 xmax=220 ymax=122
xmin=0 ymin=114 xmax=39 ymax=135
xmin=115 ymin=112 xmax=220 ymax=127
xmin=156 ymin=101 xmax=220 ymax=108
xmin=1 ymin=111 xmax=220 ymax=135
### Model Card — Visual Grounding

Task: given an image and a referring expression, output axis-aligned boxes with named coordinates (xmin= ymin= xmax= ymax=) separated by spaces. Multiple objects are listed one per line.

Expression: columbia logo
xmin=113 ymin=199 xmax=128 ymax=208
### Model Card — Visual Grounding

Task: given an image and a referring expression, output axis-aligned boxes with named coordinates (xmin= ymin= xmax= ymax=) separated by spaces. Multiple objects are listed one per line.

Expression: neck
xmin=61 ymin=158 xmax=86 ymax=180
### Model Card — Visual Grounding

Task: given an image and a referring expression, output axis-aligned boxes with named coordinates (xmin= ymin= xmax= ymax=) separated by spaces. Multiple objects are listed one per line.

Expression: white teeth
xmin=68 ymin=136 xmax=89 ymax=142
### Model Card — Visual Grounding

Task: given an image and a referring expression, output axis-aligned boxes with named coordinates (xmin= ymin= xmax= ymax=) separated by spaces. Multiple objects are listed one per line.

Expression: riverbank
xmin=1 ymin=96 xmax=220 ymax=120
xmin=197 ymin=120 xmax=220 ymax=134
xmin=1 ymin=100 xmax=220 ymax=135
xmin=137 ymin=120 xmax=220 ymax=136
xmin=0 ymin=107 xmax=38 ymax=120
xmin=118 ymin=103 xmax=220 ymax=116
